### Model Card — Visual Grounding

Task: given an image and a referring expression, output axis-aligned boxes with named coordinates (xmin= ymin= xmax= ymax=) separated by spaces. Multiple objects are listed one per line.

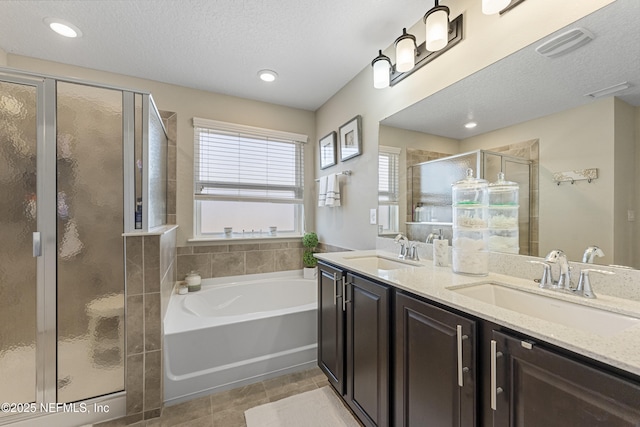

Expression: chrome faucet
xmin=575 ymin=268 xmax=615 ymax=299
xmin=426 ymin=228 xmax=444 ymax=244
xmin=582 ymin=245 xmax=604 ymax=264
xmin=394 ymin=233 xmax=409 ymax=259
xmin=544 ymin=249 xmax=573 ymax=290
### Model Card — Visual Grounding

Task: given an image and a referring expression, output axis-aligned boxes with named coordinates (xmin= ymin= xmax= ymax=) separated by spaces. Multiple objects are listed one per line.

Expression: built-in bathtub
xmin=163 ymin=270 xmax=317 ymax=405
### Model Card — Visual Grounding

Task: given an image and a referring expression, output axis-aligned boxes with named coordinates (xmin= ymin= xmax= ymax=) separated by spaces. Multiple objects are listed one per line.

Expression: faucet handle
xmin=576 ymin=269 xmax=615 ymax=299
xmin=529 ymin=260 xmax=553 ymax=289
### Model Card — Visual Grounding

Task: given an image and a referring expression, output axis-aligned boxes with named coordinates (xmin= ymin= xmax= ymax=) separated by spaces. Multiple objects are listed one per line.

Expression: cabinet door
xmin=345 ymin=273 xmax=391 ymax=427
xmin=491 ymin=330 xmax=640 ymax=427
xmin=395 ymin=292 xmax=476 ymax=427
xmin=317 ymin=262 xmax=345 ymax=394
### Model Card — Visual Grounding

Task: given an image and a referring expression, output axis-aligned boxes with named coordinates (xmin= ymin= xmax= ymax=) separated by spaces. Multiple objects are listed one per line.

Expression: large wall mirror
xmin=378 ymin=0 xmax=640 ymax=268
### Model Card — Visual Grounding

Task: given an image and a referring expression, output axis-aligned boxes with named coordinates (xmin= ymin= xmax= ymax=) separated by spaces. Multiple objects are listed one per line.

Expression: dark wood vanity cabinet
xmin=395 ymin=291 xmax=477 ymax=427
xmin=344 ymin=272 xmax=391 ymax=427
xmin=317 ymin=262 xmax=345 ymax=394
xmin=317 ymin=261 xmax=391 ymax=427
xmin=319 ymin=260 xmax=640 ymax=427
xmin=490 ymin=330 xmax=640 ymax=427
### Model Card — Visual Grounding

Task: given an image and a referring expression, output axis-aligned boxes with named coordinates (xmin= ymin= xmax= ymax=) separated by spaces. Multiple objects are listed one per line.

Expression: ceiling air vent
xmin=535 ymin=28 xmax=594 ymax=58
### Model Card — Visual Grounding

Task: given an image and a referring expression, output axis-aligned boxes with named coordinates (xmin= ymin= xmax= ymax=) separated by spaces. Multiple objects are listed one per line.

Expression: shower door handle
xmin=33 ymin=231 xmax=42 ymax=257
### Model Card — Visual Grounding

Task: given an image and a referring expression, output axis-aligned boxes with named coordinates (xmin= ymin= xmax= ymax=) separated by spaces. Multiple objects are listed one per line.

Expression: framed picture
xmin=339 ymin=115 xmax=362 ymax=161
xmin=319 ymin=131 xmax=337 ymax=170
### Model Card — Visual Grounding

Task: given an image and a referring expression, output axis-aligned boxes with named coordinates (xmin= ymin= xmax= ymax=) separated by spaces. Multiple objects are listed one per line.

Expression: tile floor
xmin=97 ymin=367 xmax=332 ymax=427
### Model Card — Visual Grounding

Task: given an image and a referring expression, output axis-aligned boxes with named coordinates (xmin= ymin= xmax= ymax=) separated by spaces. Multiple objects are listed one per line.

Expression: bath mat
xmin=244 ymin=386 xmax=361 ymax=427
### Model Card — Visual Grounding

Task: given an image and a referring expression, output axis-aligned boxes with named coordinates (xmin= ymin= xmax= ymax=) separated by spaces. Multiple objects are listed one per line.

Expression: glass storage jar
xmin=452 ymin=168 xmax=489 ymax=275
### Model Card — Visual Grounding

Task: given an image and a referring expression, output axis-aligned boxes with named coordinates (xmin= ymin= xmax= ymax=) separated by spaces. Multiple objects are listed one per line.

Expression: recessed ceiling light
xmin=464 ymin=121 xmax=478 ymax=129
xmin=44 ymin=18 xmax=82 ymax=38
xmin=258 ymin=70 xmax=278 ymax=82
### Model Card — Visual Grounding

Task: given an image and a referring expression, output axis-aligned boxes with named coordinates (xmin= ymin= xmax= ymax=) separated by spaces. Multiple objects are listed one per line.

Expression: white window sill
xmin=188 ymin=234 xmax=304 ymax=243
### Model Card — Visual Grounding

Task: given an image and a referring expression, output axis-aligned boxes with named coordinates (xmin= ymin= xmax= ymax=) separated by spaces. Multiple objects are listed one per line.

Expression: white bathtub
xmin=163 ymin=270 xmax=317 ymax=405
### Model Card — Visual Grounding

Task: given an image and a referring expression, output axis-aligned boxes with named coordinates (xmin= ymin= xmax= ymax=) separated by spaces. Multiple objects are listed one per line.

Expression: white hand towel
xmin=325 ymin=173 xmax=341 ymax=207
xmin=318 ymin=175 xmax=327 ymax=207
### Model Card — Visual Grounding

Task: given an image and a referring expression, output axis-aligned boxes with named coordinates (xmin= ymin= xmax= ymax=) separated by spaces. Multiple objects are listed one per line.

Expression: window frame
xmin=192 ymin=118 xmax=307 ymax=240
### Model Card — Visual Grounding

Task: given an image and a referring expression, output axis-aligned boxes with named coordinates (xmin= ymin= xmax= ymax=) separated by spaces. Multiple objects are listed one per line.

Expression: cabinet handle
xmin=333 ymin=273 xmax=338 ymax=305
xmin=342 ymin=277 xmax=351 ymax=312
xmin=456 ymin=325 xmax=468 ymax=387
xmin=490 ymin=339 xmax=504 ymax=411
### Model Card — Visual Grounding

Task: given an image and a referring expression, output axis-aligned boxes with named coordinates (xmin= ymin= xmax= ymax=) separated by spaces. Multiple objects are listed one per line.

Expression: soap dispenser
xmin=432 ymin=229 xmax=448 ymax=267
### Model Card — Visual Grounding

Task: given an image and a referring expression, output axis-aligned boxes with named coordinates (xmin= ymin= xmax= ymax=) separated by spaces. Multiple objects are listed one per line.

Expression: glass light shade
xmin=396 ymin=37 xmax=416 ymax=72
xmin=482 ymin=0 xmax=511 ymax=15
xmin=373 ymin=59 xmax=391 ymax=89
xmin=425 ymin=9 xmax=449 ymax=52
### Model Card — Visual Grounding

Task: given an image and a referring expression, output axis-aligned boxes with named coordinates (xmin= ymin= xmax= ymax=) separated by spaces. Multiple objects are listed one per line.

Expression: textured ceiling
xmin=382 ymin=0 xmax=640 ymax=139
xmin=0 ymin=0 xmax=432 ymax=111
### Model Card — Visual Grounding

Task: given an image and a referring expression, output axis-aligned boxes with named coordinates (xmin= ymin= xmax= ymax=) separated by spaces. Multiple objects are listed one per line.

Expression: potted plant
xmin=302 ymin=232 xmax=319 ymax=279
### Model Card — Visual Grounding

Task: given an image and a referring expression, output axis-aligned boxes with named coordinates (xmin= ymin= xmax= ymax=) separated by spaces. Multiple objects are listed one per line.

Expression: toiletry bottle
xmin=415 ymin=203 xmax=424 ymax=222
xmin=433 ymin=229 xmax=448 ymax=267
xmin=135 ymin=198 xmax=142 ymax=229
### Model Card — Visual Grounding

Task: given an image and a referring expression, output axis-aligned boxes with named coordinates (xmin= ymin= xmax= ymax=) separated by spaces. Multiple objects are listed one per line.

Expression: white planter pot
xmin=303 ymin=267 xmax=317 ymax=280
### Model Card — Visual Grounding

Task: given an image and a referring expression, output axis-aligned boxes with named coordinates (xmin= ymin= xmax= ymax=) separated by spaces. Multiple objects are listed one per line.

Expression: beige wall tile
xmin=144 ymin=293 xmax=161 ymax=352
xmin=177 ymin=253 xmax=212 ymax=279
xmin=193 ymin=245 xmax=229 ymax=254
xmin=245 ymin=250 xmax=275 ymax=274
xmin=126 ymin=237 xmax=144 ymax=296
xmin=126 ymin=294 xmax=144 ymax=355
xmin=275 ymin=248 xmax=303 ymax=271
xmin=211 ymin=252 xmax=245 ymax=277
xmin=126 ymin=353 xmax=144 ymax=415
xmin=144 ymin=236 xmax=161 ymax=293
xmin=177 ymin=246 xmax=193 ymax=255
xmin=144 ymin=350 xmax=163 ymax=411
xmin=259 ymin=242 xmax=288 ymax=250
xmin=229 ymin=243 xmax=259 ymax=252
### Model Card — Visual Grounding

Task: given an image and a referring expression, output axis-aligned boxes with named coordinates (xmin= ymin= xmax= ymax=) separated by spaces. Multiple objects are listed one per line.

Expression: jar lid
xmin=452 ymin=168 xmax=488 ymax=189
xmin=488 ymin=172 xmax=519 ymax=191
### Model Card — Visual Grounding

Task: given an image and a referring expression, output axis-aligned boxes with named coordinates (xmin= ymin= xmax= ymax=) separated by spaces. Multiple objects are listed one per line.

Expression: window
xmin=378 ymin=146 xmax=401 ymax=234
xmin=193 ymin=118 xmax=307 ymax=238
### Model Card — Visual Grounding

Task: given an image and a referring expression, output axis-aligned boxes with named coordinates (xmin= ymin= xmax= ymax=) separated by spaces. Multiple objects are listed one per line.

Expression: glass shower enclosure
xmin=0 ymin=69 xmax=167 ymax=424
xmin=407 ymin=149 xmax=533 ymax=255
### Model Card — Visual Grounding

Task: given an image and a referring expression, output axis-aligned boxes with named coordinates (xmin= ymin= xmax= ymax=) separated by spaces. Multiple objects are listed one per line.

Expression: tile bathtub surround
xmin=177 ymin=240 xmax=304 ymax=279
xmin=96 ymin=367 xmax=329 ymax=427
xmin=124 ymin=226 xmax=177 ymax=422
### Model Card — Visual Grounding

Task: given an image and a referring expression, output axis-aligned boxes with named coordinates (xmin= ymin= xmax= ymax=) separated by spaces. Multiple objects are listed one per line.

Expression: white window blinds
xmin=378 ymin=146 xmax=401 ymax=204
xmin=193 ymin=118 xmax=307 ymax=204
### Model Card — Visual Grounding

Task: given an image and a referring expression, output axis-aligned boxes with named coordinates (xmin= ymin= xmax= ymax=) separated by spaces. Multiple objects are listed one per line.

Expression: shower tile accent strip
xmin=124 ymin=225 xmax=177 ymax=423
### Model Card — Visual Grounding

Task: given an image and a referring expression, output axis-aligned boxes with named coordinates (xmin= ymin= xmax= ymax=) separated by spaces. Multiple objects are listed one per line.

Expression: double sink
xmin=342 ymin=254 xmax=639 ymax=338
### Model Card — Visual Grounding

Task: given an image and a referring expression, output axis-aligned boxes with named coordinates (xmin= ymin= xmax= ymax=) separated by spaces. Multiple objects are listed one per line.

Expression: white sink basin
xmin=449 ymin=282 xmax=640 ymax=338
xmin=343 ymin=255 xmax=423 ymax=271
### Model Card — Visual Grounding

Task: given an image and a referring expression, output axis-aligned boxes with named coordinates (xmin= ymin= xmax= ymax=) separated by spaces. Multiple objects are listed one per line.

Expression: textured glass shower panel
xmin=0 ymin=81 xmax=37 ymax=404
xmin=56 ymin=82 xmax=124 ymax=403
xmin=412 ymin=151 xmax=479 ymax=223
xmin=147 ymin=100 xmax=167 ymax=228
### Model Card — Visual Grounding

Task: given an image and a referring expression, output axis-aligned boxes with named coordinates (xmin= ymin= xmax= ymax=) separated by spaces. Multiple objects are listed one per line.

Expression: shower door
xmin=0 ymin=75 xmax=124 ymax=420
xmin=0 ymin=76 xmax=46 ymax=409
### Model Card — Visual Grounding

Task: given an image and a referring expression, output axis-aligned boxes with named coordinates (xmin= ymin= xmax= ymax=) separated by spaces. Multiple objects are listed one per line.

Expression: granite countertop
xmin=315 ymin=250 xmax=640 ymax=377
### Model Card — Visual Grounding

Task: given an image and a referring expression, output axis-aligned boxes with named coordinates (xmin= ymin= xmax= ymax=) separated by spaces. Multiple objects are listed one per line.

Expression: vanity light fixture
xmin=44 ymin=18 xmax=82 ymax=38
xmin=395 ymin=29 xmax=417 ymax=72
xmin=424 ymin=0 xmax=450 ymax=52
xmin=258 ymin=69 xmax=278 ymax=82
xmin=372 ymin=50 xmax=392 ymax=89
xmin=370 ymin=2 xmax=463 ymax=89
